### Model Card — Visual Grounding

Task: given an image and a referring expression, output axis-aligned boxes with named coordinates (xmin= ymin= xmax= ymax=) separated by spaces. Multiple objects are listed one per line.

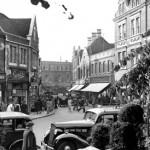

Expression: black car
xmin=41 ymin=106 xmax=120 ymax=150
xmin=0 ymin=111 xmax=32 ymax=150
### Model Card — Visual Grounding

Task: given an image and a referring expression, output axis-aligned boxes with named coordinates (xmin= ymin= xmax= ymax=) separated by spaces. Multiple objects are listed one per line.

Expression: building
xmin=87 ymin=30 xmax=115 ymax=84
xmin=71 ymin=29 xmax=115 ymax=95
xmin=0 ymin=13 xmax=39 ymax=109
xmin=41 ymin=61 xmax=72 ymax=94
xmin=113 ymin=0 xmax=150 ymax=81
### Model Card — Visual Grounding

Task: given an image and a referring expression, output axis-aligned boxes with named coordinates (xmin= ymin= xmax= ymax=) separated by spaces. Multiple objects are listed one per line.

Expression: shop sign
xmin=31 ymin=82 xmax=38 ymax=86
xmin=0 ymin=73 xmax=5 ymax=81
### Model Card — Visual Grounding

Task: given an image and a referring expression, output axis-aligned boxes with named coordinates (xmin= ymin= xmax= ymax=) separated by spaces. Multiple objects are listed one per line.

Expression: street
xmin=33 ymin=106 xmax=88 ymax=146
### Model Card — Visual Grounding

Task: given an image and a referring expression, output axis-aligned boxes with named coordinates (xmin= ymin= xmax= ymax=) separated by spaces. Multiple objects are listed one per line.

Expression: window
xmin=136 ymin=0 xmax=139 ymax=6
xmin=119 ymin=25 xmax=122 ymax=40
xmin=20 ymin=48 xmax=27 ymax=65
xmin=118 ymin=52 xmax=122 ymax=66
xmin=45 ymin=65 xmax=49 ymax=70
xmin=122 ymin=23 xmax=126 ymax=39
xmin=136 ymin=17 xmax=140 ymax=34
xmin=108 ymin=60 xmax=110 ymax=72
xmin=95 ymin=62 xmax=97 ymax=74
xmin=91 ymin=64 xmax=94 ymax=74
xmin=119 ymin=4 xmax=122 ymax=14
xmin=132 ymin=0 xmax=136 ymax=7
xmin=10 ymin=45 xmax=17 ymax=63
xmin=99 ymin=62 xmax=101 ymax=73
xmin=103 ymin=61 xmax=105 ymax=73
xmin=112 ymin=62 xmax=114 ymax=71
xmin=122 ymin=51 xmax=126 ymax=59
xmin=131 ymin=19 xmax=135 ymax=36
xmin=122 ymin=2 xmax=125 ymax=13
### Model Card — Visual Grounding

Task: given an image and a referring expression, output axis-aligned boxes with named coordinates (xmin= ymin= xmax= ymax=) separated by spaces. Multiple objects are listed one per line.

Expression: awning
xmin=81 ymin=83 xmax=110 ymax=93
xmin=74 ymin=85 xmax=84 ymax=91
xmin=115 ymin=69 xmax=127 ymax=81
xmin=68 ymin=85 xmax=79 ymax=92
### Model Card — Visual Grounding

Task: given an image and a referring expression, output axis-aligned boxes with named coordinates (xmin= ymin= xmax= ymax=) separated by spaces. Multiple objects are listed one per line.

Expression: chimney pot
xmin=97 ymin=29 xmax=101 ymax=37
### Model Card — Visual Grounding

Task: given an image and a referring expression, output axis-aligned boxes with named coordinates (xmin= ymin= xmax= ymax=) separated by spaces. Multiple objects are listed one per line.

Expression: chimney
xmin=87 ymin=37 xmax=92 ymax=46
xmin=97 ymin=29 xmax=101 ymax=38
xmin=92 ymin=32 xmax=97 ymax=42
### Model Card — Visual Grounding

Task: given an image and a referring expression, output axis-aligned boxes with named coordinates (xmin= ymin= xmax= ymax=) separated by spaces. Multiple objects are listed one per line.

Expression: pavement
xmin=29 ymin=109 xmax=56 ymax=120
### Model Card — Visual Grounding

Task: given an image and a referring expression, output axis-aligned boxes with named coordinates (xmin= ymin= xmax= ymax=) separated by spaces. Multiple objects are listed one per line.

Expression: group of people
xmin=67 ymin=96 xmax=86 ymax=113
xmin=6 ymin=98 xmax=29 ymax=114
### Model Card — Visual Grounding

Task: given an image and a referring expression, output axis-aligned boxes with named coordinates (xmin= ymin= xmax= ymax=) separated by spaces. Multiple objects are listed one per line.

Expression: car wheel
xmin=9 ymin=142 xmax=22 ymax=150
xmin=57 ymin=141 xmax=76 ymax=150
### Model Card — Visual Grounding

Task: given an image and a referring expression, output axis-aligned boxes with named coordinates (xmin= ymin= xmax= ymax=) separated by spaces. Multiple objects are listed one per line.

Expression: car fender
xmin=9 ymin=139 xmax=23 ymax=150
xmin=54 ymin=132 xmax=89 ymax=149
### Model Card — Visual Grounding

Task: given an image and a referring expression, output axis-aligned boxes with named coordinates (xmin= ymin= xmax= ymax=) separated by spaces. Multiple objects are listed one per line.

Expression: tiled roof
xmin=0 ymin=13 xmax=31 ymax=38
xmin=87 ymin=36 xmax=114 ymax=55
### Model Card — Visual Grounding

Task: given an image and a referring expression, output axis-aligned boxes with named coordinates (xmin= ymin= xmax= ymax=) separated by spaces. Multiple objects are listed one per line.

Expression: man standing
xmin=6 ymin=98 xmax=14 ymax=111
xmin=22 ymin=121 xmax=37 ymax=150
xmin=21 ymin=101 xmax=29 ymax=115
xmin=78 ymin=96 xmax=85 ymax=113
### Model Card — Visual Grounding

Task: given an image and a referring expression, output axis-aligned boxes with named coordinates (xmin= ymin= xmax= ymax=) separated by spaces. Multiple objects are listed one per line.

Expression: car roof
xmin=0 ymin=111 xmax=31 ymax=120
xmin=86 ymin=106 xmax=120 ymax=115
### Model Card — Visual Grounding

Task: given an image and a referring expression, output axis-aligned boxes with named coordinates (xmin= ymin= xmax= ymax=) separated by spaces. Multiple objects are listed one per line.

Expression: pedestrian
xmin=21 ymin=101 xmax=29 ymax=115
xmin=22 ymin=121 xmax=37 ymax=150
xmin=46 ymin=99 xmax=51 ymax=114
xmin=68 ymin=97 xmax=72 ymax=112
xmin=14 ymin=100 xmax=21 ymax=112
xmin=54 ymin=97 xmax=58 ymax=109
xmin=6 ymin=98 xmax=14 ymax=112
xmin=73 ymin=97 xmax=79 ymax=111
xmin=35 ymin=100 xmax=41 ymax=114
xmin=78 ymin=96 xmax=85 ymax=113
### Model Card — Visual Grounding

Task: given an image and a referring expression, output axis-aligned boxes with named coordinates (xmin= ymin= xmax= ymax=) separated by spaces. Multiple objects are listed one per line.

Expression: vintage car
xmin=0 ymin=111 xmax=32 ymax=150
xmin=41 ymin=106 xmax=120 ymax=150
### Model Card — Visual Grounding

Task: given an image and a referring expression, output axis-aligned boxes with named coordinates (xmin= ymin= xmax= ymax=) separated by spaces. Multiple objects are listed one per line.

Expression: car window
xmin=3 ymin=119 xmax=13 ymax=131
xmin=83 ymin=111 xmax=97 ymax=121
xmin=102 ymin=115 xmax=114 ymax=124
xmin=15 ymin=119 xmax=28 ymax=129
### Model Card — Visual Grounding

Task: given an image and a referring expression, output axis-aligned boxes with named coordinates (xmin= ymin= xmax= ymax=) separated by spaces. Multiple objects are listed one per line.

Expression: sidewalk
xmin=29 ymin=109 xmax=55 ymax=120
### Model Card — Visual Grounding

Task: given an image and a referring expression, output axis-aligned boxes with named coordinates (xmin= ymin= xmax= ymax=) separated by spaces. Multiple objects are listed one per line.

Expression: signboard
xmin=0 ymin=73 xmax=5 ymax=81
xmin=31 ymin=82 xmax=38 ymax=86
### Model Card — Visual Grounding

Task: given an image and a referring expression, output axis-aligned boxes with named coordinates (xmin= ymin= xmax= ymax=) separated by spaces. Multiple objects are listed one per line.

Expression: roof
xmin=0 ymin=111 xmax=31 ymax=120
xmin=86 ymin=107 xmax=120 ymax=115
xmin=87 ymin=36 xmax=114 ymax=55
xmin=0 ymin=13 xmax=31 ymax=38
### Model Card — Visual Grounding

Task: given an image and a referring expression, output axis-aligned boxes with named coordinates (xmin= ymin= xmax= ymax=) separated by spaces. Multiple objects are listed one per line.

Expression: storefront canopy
xmin=74 ymin=85 xmax=84 ymax=91
xmin=81 ymin=83 xmax=110 ymax=93
xmin=68 ymin=85 xmax=79 ymax=92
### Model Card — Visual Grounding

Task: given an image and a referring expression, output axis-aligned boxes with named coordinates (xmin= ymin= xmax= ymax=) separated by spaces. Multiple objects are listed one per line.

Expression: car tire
xmin=9 ymin=142 xmax=22 ymax=150
xmin=57 ymin=141 xmax=76 ymax=150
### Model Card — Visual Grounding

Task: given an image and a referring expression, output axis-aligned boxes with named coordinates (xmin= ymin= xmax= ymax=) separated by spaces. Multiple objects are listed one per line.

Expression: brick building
xmin=41 ymin=61 xmax=72 ymax=94
xmin=0 ymin=13 xmax=39 ymax=109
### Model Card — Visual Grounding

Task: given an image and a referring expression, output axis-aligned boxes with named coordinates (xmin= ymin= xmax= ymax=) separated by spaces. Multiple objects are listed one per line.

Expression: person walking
xmin=22 ymin=121 xmax=37 ymax=150
xmin=68 ymin=97 xmax=72 ymax=112
xmin=6 ymin=98 xmax=14 ymax=112
xmin=73 ymin=97 xmax=79 ymax=111
xmin=78 ymin=96 xmax=85 ymax=113
xmin=14 ymin=100 xmax=21 ymax=112
xmin=21 ymin=101 xmax=29 ymax=115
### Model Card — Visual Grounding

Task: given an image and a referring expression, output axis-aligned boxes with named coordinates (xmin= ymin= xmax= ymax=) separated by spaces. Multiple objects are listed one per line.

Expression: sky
xmin=0 ymin=0 xmax=118 ymax=62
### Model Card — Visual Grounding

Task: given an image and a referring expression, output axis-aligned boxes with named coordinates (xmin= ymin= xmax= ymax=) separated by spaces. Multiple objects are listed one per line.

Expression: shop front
xmin=7 ymin=69 xmax=29 ymax=104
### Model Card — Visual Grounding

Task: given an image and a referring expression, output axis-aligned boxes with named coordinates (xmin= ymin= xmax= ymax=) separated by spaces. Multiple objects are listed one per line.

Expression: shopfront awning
xmin=68 ymin=85 xmax=79 ymax=92
xmin=81 ymin=83 xmax=110 ymax=93
xmin=74 ymin=85 xmax=84 ymax=91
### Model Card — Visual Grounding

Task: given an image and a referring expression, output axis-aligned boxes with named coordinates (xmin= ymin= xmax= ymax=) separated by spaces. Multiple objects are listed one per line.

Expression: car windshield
xmin=83 ymin=111 xmax=97 ymax=122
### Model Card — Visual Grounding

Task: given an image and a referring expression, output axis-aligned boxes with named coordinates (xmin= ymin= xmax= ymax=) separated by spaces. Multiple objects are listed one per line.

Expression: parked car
xmin=41 ymin=106 xmax=120 ymax=150
xmin=0 ymin=111 xmax=32 ymax=150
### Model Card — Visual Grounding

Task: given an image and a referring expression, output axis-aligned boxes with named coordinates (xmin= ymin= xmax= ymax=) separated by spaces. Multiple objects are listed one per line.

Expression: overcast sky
xmin=0 ymin=0 xmax=118 ymax=62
